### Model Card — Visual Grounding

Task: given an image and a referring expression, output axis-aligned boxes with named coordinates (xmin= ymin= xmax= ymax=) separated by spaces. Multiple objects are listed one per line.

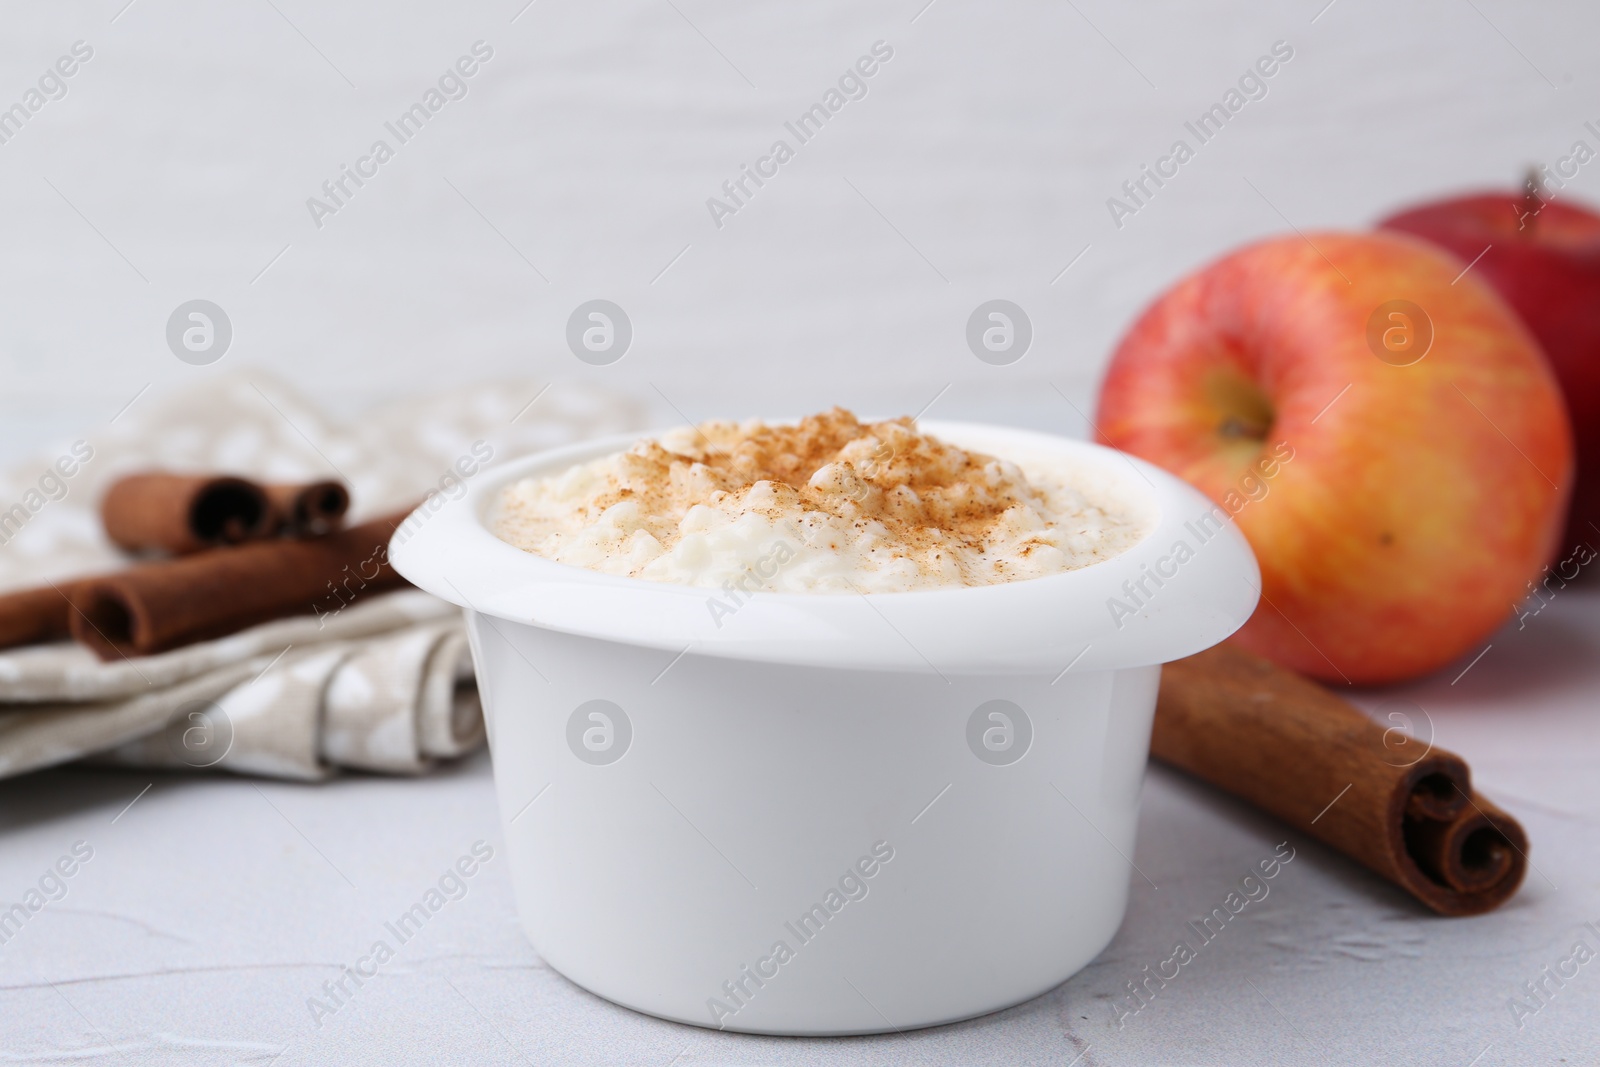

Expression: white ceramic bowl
xmin=390 ymin=421 xmax=1258 ymax=1036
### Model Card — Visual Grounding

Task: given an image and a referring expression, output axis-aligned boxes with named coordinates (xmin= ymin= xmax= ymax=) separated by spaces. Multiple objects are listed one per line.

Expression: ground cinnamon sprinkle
xmin=492 ymin=408 xmax=1147 ymax=593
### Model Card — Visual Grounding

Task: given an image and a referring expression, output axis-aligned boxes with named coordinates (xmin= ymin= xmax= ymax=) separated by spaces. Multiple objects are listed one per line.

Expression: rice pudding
xmin=490 ymin=408 xmax=1149 ymax=593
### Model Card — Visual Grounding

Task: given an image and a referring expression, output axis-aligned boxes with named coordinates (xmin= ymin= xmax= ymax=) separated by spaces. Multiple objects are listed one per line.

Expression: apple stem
xmin=1522 ymin=165 xmax=1544 ymax=234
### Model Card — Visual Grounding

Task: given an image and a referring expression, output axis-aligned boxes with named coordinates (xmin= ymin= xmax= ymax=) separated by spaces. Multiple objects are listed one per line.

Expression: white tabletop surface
xmin=2 ymin=583 xmax=1596 ymax=1066
xmin=2 ymin=0 xmax=1599 ymax=1062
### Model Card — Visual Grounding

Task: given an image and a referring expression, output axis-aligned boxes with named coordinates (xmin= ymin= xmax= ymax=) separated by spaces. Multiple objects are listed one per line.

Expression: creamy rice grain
xmin=491 ymin=408 xmax=1148 ymax=593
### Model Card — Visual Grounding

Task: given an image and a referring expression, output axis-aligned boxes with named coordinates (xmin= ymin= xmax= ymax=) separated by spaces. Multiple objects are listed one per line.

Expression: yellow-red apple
xmin=1095 ymin=231 xmax=1573 ymax=684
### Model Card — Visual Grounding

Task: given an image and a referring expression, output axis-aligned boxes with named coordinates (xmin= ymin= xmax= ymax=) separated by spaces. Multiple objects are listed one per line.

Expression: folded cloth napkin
xmin=0 ymin=372 xmax=645 ymax=781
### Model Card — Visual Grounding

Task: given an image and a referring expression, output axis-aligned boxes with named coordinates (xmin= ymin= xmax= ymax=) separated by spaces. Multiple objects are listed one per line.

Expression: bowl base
xmin=538 ymin=947 xmax=1093 ymax=1036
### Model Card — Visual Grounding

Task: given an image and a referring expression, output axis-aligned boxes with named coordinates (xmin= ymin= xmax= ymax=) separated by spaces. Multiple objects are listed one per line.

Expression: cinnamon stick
xmin=265 ymin=480 xmax=350 ymax=536
xmin=69 ymin=510 xmax=413 ymax=660
xmin=0 ymin=582 xmax=96 ymax=650
xmin=1152 ymin=642 xmax=1527 ymax=916
xmin=101 ymin=473 xmax=273 ymax=554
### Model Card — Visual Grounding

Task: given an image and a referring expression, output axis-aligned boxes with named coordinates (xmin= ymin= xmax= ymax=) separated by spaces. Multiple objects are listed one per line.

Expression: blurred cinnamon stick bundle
xmin=0 ymin=479 xmax=405 ymax=658
xmin=1153 ymin=643 xmax=1527 ymax=916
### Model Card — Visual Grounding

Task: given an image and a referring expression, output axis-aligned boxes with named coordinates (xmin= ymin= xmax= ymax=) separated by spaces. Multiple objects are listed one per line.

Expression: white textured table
xmin=3 ymin=0 xmax=1599 ymax=1061
xmin=2 ymin=586 xmax=1595 ymax=1066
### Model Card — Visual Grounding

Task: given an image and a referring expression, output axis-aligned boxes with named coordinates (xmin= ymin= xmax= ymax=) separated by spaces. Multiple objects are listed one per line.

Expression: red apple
xmin=1095 ymin=231 xmax=1573 ymax=685
xmin=1380 ymin=190 xmax=1600 ymax=555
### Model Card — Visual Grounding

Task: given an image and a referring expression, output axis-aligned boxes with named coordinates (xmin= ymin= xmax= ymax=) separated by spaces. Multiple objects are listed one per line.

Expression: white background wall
xmin=1 ymin=0 xmax=1596 ymax=456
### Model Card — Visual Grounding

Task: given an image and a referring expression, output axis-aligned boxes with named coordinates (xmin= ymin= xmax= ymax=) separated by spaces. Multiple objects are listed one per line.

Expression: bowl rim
xmin=388 ymin=420 xmax=1260 ymax=675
